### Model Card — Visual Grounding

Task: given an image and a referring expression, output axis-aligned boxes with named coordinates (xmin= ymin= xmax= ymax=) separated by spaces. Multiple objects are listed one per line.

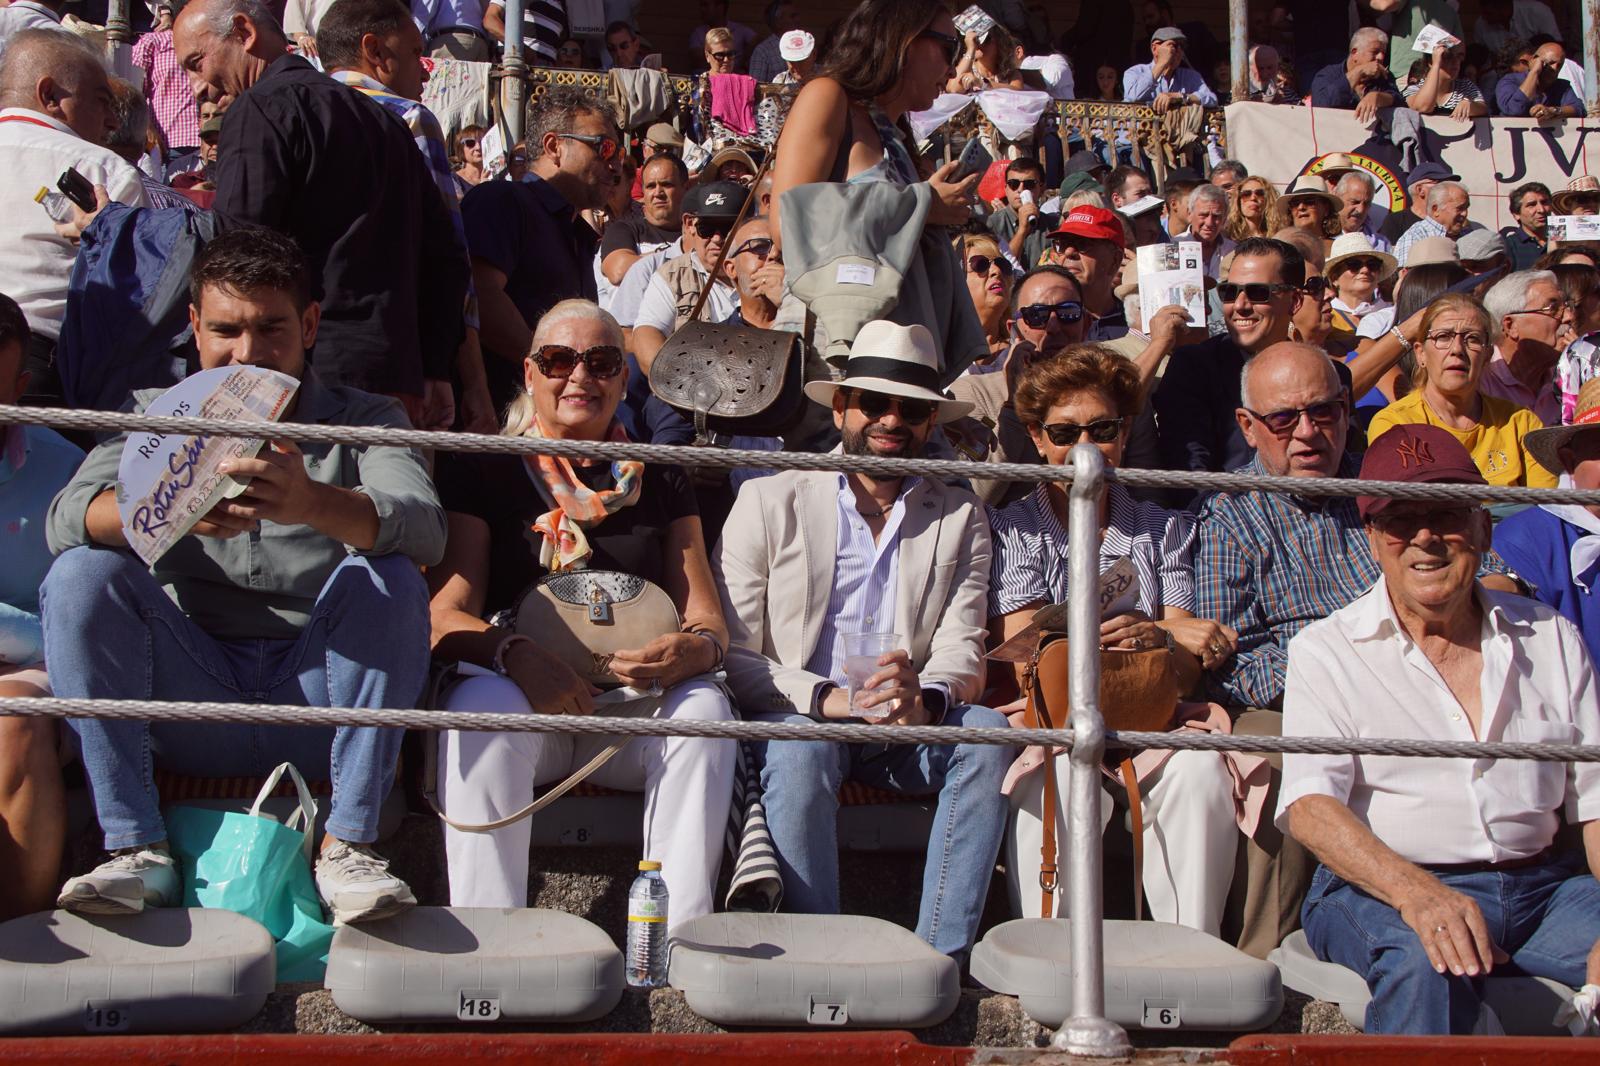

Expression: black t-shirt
xmin=1380 ymin=207 xmax=1420 ymax=246
xmin=436 ymin=451 xmax=699 ymax=618
xmin=600 ymin=212 xmax=679 ymax=259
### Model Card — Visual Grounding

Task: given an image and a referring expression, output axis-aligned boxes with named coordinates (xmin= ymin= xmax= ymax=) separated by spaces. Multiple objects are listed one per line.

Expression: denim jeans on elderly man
xmin=41 ymin=545 xmax=430 ymax=851
xmin=750 ymin=701 xmax=1012 ymax=958
xmin=1302 ymin=853 xmax=1600 ymax=1034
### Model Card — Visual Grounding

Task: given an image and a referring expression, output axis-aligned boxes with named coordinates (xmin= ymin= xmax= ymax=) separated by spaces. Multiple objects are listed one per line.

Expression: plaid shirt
xmin=132 ymin=30 xmax=199 ymax=151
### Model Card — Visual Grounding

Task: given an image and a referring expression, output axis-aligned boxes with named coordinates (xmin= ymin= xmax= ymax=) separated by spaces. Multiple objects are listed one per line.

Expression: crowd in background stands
xmin=7 ymin=0 xmax=1600 ymax=1042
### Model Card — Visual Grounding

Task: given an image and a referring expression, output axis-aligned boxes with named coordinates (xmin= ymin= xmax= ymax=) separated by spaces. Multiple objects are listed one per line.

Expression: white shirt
xmin=633 ymin=254 xmax=737 ymax=335
xmin=283 ymin=0 xmax=342 ymax=37
xmin=1276 ymin=577 xmax=1600 ymax=865
xmin=1356 ymin=305 xmax=1396 ymax=341
xmin=1020 ymin=53 xmax=1075 ymax=100
xmin=0 ymin=109 xmax=148 ymax=340
xmin=0 ymin=1 xmax=67 ymax=58
xmin=804 ymin=474 xmax=910 ymax=686
xmin=610 ymin=240 xmax=679 ymax=326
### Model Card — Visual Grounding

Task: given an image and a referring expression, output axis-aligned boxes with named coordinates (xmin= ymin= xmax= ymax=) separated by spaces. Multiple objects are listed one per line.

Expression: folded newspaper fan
xmin=988 ymin=558 xmax=1139 ymax=662
xmin=115 ymin=365 xmax=299 ymax=566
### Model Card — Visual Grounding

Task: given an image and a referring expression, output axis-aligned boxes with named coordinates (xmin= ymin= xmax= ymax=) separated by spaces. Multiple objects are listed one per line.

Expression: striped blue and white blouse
xmin=987 ymin=482 xmax=1197 ymax=620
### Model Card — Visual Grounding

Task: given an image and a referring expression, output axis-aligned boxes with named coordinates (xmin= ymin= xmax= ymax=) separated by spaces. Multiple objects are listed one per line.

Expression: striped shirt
xmin=1400 ymin=77 xmax=1484 ymax=115
xmin=803 ymin=474 xmax=914 ymax=687
xmin=488 ymin=0 xmax=563 ymax=64
xmin=132 ymin=29 xmax=200 ymax=152
xmin=987 ymin=482 xmax=1196 ymax=620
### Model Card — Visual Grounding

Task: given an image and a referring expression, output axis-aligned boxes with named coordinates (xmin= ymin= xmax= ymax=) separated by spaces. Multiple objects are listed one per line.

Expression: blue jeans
xmin=1302 ymin=853 xmax=1600 ymax=1034
xmin=751 ymin=702 xmax=1012 ymax=957
xmin=41 ymin=546 xmax=429 ymax=849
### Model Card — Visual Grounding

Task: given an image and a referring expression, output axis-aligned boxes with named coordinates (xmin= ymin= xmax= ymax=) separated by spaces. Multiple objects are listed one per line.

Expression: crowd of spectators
xmin=5 ymin=0 xmax=1600 ymax=1043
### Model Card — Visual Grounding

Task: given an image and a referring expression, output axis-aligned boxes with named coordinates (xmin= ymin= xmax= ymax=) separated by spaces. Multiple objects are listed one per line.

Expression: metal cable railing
xmin=3 ymin=405 xmax=1593 ymax=1055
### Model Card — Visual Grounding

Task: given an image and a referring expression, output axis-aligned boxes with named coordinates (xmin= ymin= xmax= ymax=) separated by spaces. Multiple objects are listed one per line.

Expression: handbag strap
xmin=1027 ymin=663 xmax=1059 ymax=919
xmin=252 ymin=761 xmax=318 ymax=861
xmin=426 ymin=739 xmax=626 ymax=832
xmin=1121 ymin=756 xmax=1144 ymax=922
xmin=681 ymin=148 xmax=775 ymax=327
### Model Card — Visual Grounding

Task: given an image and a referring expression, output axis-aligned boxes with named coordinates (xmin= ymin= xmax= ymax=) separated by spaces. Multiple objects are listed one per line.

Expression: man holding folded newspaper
xmin=40 ymin=227 xmax=444 ymax=925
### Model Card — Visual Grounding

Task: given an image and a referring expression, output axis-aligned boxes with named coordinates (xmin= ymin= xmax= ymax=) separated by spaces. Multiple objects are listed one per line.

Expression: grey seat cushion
xmin=972 ymin=918 xmax=1283 ymax=1030
xmin=324 ymin=907 xmax=624 ymax=1024
xmin=0 ymin=908 xmax=275 ymax=1035
xmin=667 ymin=912 xmax=959 ymax=1028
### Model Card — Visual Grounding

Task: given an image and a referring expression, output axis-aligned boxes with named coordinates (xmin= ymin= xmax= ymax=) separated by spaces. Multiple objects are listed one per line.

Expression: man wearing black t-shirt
xmin=601 ymin=154 xmax=686 ymax=286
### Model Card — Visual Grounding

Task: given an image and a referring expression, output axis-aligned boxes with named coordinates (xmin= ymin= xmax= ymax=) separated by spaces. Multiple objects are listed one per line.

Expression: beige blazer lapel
xmin=795 ymin=473 xmax=838 ymax=668
xmin=893 ymin=480 xmax=945 ymax=667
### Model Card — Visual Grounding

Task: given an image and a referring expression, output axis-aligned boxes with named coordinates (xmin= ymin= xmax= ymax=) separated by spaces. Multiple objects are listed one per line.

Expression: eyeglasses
xmin=530 ymin=343 xmax=626 ymax=379
xmin=1341 ymin=257 xmax=1385 ymax=274
xmin=1425 ymin=329 xmax=1490 ymax=350
xmin=1241 ymin=398 xmax=1345 ymax=435
xmin=917 ymin=27 xmax=964 ymax=65
xmin=853 ymin=390 xmax=936 ymax=426
xmin=1300 ymin=275 xmax=1330 ymax=296
xmin=1370 ymin=505 xmax=1478 ymax=541
xmin=967 ymin=254 xmax=1006 ymax=277
xmin=731 ymin=237 xmax=775 ymax=260
xmin=1508 ymin=301 xmax=1564 ymax=319
xmin=558 ymin=131 xmax=619 ymax=160
xmin=1217 ymin=281 xmax=1297 ymax=304
xmin=1040 ymin=418 xmax=1124 ymax=445
xmin=1017 ymin=301 xmax=1084 ymax=328
xmin=1238 ymin=188 xmax=1267 ymax=200
xmin=459 ymin=136 xmax=479 ymax=148
xmin=710 ymin=50 xmax=737 ymax=62
xmin=1006 ymin=178 xmax=1041 ymax=191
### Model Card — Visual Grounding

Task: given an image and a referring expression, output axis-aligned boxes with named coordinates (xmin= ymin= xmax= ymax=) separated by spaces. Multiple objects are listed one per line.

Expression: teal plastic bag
xmin=166 ymin=762 xmax=335 ymax=983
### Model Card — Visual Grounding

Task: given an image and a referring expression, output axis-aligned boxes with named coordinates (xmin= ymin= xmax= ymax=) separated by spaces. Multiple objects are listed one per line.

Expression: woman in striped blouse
xmin=987 ymin=345 xmax=1253 ymax=935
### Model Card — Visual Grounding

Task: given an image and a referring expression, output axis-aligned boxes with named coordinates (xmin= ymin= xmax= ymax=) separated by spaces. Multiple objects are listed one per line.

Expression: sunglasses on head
xmin=530 ymin=344 xmax=626 ymax=380
xmin=1217 ymin=281 xmax=1296 ymax=304
xmin=917 ymin=26 xmax=963 ymax=65
xmin=853 ymin=390 xmax=936 ymax=425
xmin=1006 ymin=177 xmax=1041 ymax=190
xmin=558 ymin=131 xmax=619 ymax=160
xmin=1017 ymin=301 xmax=1084 ymax=328
xmin=1040 ymin=418 xmax=1123 ymax=445
xmin=967 ymin=254 xmax=1006 ymax=277
xmin=1242 ymin=399 xmax=1344 ymax=435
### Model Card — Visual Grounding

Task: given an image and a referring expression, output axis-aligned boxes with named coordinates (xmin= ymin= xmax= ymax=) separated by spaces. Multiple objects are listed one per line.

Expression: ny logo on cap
xmin=1394 ymin=437 xmax=1434 ymax=468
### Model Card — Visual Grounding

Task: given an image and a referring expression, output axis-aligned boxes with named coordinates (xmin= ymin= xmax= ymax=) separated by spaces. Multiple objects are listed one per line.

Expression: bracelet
xmin=686 ymin=628 xmax=725 ymax=671
xmin=491 ymin=633 xmax=536 ymax=675
xmin=1389 ymin=325 xmax=1413 ymax=354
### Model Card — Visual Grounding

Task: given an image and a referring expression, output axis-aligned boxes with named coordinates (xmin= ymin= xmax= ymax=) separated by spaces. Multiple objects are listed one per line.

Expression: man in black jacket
xmin=173 ymin=0 xmax=468 ymax=428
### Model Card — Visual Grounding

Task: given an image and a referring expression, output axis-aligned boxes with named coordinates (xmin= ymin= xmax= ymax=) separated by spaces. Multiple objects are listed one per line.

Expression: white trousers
xmin=438 ymin=675 xmax=736 ymax=929
xmin=1006 ymin=749 xmax=1238 ymax=935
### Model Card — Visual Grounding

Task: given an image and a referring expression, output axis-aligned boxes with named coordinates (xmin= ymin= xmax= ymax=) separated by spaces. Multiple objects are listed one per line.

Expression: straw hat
xmin=1401 ymin=235 xmax=1459 ymax=269
xmin=1554 ymin=176 xmax=1600 ymax=214
xmin=804 ymin=322 xmax=973 ymax=424
xmin=1324 ymin=232 xmax=1397 ymax=282
xmin=1279 ymin=175 xmax=1342 ymax=216
xmin=1527 ymin=378 xmax=1600 ymax=476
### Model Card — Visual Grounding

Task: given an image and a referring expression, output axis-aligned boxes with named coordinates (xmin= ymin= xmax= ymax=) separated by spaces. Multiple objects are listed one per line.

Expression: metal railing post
xmin=1050 ymin=444 xmax=1132 ymax=1058
xmin=501 ymin=0 xmax=527 ymax=146
xmin=104 ymin=0 xmax=134 ymax=78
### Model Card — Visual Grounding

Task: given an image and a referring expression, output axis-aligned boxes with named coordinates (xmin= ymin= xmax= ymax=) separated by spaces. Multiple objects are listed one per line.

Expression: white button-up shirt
xmin=0 ymin=109 xmax=148 ymax=340
xmin=805 ymin=473 xmax=910 ymax=686
xmin=1276 ymin=576 xmax=1600 ymax=865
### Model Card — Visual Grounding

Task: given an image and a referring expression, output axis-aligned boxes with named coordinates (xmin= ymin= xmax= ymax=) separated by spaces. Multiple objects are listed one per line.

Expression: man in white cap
xmin=713 ymin=320 xmax=1010 ymax=963
xmin=1124 ymin=26 xmax=1218 ymax=113
xmin=772 ymin=28 xmax=814 ymax=85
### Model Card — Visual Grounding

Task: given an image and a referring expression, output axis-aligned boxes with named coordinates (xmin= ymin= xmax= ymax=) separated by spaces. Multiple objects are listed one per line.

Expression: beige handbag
xmin=514 ymin=570 xmax=681 ymax=688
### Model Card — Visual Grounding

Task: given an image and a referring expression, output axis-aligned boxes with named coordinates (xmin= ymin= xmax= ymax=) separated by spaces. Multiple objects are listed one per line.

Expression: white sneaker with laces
xmin=315 ymin=840 xmax=416 ymax=925
xmin=57 ymin=846 xmax=181 ymax=915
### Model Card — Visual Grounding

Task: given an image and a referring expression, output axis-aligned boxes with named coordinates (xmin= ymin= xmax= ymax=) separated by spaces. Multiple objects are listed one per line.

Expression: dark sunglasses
xmin=558 ymin=131 xmax=619 ymax=160
xmin=1217 ymin=281 xmax=1296 ymax=304
xmin=1300 ymin=275 xmax=1330 ymax=296
xmin=917 ymin=26 xmax=963 ymax=65
xmin=1339 ymin=257 xmax=1385 ymax=274
xmin=694 ymin=218 xmax=734 ymax=239
xmin=1242 ymin=399 xmax=1345 ymax=435
xmin=731 ymin=237 xmax=775 ymax=260
xmin=1017 ymin=301 xmax=1084 ymax=328
xmin=854 ymin=390 xmax=936 ymax=426
xmin=1370 ymin=505 xmax=1477 ymax=540
xmin=530 ymin=344 xmax=625 ymax=380
xmin=967 ymin=254 xmax=1006 ymax=277
xmin=1006 ymin=177 xmax=1041 ymax=190
xmin=1040 ymin=418 xmax=1123 ymax=445
xmin=710 ymin=50 xmax=737 ymax=61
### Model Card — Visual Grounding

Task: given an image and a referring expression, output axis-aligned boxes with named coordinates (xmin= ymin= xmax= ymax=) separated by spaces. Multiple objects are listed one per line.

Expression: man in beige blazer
xmin=712 ymin=320 xmax=1012 ymax=961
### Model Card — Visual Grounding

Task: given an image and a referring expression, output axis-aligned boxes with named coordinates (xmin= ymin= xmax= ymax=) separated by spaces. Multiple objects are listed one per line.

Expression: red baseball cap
xmin=1357 ymin=425 xmax=1486 ymax=521
xmin=1049 ymin=206 xmax=1126 ymax=252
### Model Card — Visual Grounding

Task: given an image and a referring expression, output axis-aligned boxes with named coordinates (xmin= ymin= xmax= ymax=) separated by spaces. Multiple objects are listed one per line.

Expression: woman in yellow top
xmin=1367 ymin=293 xmax=1557 ymax=489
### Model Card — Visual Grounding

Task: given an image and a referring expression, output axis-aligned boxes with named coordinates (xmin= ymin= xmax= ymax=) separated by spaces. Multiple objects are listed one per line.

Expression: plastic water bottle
xmin=626 ymin=860 xmax=669 ymax=988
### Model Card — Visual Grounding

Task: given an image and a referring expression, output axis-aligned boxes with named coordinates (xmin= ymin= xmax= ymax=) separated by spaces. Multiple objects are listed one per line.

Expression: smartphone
xmin=58 ymin=167 xmax=96 ymax=213
xmin=952 ymin=137 xmax=992 ymax=183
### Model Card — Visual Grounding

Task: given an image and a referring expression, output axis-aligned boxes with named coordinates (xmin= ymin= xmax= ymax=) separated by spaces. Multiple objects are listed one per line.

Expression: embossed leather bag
xmin=514 ymin=570 xmax=681 ymax=688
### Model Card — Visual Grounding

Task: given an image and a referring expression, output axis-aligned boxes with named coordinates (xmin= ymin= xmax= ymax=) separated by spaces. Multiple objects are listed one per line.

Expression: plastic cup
xmin=843 ymin=632 xmax=901 ymax=719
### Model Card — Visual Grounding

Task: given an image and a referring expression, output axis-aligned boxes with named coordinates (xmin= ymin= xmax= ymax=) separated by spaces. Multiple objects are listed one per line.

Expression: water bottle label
xmin=628 ymin=899 xmax=666 ymax=923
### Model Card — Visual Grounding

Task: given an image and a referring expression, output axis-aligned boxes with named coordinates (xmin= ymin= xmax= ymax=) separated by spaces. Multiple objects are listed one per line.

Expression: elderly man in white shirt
xmin=1278 ymin=423 xmax=1600 ymax=1036
xmin=0 ymin=29 xmax=148 ymax=405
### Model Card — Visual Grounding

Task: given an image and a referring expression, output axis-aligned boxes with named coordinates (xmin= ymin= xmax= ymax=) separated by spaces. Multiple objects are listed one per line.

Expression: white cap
xmin=779 ymin=30 xmax=815 ymax=62
xmin=1120 ymin=194 xmax=1164 ymax=218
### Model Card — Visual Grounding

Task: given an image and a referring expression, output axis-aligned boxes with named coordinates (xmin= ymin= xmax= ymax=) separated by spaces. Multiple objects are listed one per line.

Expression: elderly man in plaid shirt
xmin=131 ymin=3 xmax=200 ymax=173
xmin=1193 ymin=343 xmax=1520 ymax=960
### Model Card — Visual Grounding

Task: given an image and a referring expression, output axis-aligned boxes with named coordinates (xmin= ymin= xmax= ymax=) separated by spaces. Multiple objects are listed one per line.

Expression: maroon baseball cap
xmin=1049 ymin=206 xmax=1126 ymax=252
xmin=1357 ymin=425 xmax=1486 ymax=521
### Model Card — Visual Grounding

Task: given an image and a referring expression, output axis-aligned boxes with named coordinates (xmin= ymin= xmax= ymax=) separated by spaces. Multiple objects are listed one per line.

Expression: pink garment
xmin=709 ymin=73 xmax=758 ymax=137
xmin=1002 ymin=700 xmax=1271 ymax=839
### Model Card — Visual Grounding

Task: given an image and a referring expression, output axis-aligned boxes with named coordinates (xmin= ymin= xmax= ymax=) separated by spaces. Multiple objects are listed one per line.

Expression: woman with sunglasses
xmin=704 ymin=26 xmax=739 ymax=74
xmin=1324 ymin=233 xmax=1396 ymax=334
xmin=1367 ymin=293 xmax=1556 ymax=488
xmin=1226 ymin=176 xmax=1278 ymax=241
xmin=429 ymin=299 xmax=736 ymax=923
xmin=988 ymin=345 xmax=1245 ymax=934
xmin=960 ymin=233 xmax=1014 ymax=366
xmin=449 ymin=125 xmax=486 ymax=196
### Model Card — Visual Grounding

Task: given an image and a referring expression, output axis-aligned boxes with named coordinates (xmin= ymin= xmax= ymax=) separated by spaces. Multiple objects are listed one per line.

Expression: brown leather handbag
xmin=514 ymin=570 xmax=681 ymax=688
xmin=1023 ymin=633 xmax=1179 ymax=920
xmin=648 ymin=152 xmax=808 ymax=440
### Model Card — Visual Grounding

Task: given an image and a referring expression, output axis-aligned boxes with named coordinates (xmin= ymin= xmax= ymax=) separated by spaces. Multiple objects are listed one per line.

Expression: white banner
xmin=1225 ymin=101 xmax=1600 ymax=231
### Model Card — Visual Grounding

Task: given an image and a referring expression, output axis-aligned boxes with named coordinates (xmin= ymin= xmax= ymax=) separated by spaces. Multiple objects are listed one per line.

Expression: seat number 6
xmin=1142 ymin=1000 xmax=1180 ymax=1029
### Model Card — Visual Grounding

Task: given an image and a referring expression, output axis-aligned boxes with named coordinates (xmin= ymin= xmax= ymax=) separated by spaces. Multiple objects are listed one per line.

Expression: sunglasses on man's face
xmin=1300 ymin=275 xmax=1329 ymax=296
xmin=1040 ymin=418 xmax=1123 ymax=446
xmin=1017 ymin=301 xmax=1084 ymax=328
xmin=531 ymin=344 xmax=626 ymax=380
xmin=854 ymin=390 xmax=936 ymax=425
xmin=558 ymin=131 xmax=619 ymax=160
xmin=731 ymin=237 xmax=775 ymax=260
xmin=1242 ymin=399 xmax=1345 ymax=436
xmin=1006 ymin=178 xmax=1040 ymax=191
xmin=1217 ymin=281 xmax=1296 ymax=305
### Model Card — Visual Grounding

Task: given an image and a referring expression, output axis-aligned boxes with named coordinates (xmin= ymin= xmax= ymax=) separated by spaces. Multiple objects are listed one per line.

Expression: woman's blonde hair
xmin=959 ymin=232 xmax=1003 ymax=260
xmin=1411 ymin=292 xmax=1491 ymax=390
xmin=1226 ymin=176 xmax=1278 ymax=241
xmin=502 ymin=299 xmax=625 ymax=437
xmin=704 ymin=26 xmax=734 ymax=55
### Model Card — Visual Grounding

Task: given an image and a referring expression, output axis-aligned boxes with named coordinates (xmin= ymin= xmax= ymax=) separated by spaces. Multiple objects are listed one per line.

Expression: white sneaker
xmin=57 ymin=846 xmax=180 ymax=915
xmin=315 ymin=840 xmax=416 ymax=925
